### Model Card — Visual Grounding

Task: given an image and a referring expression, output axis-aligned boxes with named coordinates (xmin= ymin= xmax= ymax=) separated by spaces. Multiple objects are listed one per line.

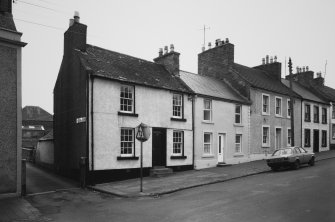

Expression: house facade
xmin=0 ymin=0 xmax=27 ymax=197
xmin=54 ymin=15 xmax=193 ymax=183
xmin=180 ymin=71 xmax=250 ymax=169
xmin=197 ymin=39 xmax=301 ymax=160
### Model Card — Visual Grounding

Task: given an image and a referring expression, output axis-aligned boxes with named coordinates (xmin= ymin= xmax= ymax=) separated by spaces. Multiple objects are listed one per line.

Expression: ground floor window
xmin=204 ymin=133 xmax=212 ymax=154
xmin=287 ymin=128 xmax=292 ymax=146
xmin=173 ymin=131 xmax=183 ymax=155
xmin=121 ymin=128 xmax=134 ymax=156
xmin=332 ymin=124 xmax=335 ymax=139
xmin=235 ymin=134 xmax=242 ymax=153
xmin=322 ymin=130 xmax=327 ymax=147
xmin=262 ymin=126 xmax=270 ymax=147
xmin=304 ymin=129 xmax=311 ymax=147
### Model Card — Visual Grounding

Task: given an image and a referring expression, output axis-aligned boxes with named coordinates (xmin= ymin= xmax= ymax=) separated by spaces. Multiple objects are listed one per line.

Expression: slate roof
xmin=22 ymin=106 xmax=53 ymax=121
xmin=77 ymin=45 xmax=192 ymax=93
xmin=310 ymin=83 xmax=335 ymax=102
xmin=281 ymin=79 xmax=328 ymax=104
xmin=39 ymin=130 xmax=53 ymax=141
xmin=233 ymin=63 xmax=299 ymax=97
xmin=180 ymin=71 xmax=249 ymax=104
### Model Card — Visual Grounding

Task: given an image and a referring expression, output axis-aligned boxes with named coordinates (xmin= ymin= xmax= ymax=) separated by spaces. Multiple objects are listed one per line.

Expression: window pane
xmin=204 ymin=110 xmax=211 ymax=120
xmin=204 ymin=133 xmax=211 ymax=143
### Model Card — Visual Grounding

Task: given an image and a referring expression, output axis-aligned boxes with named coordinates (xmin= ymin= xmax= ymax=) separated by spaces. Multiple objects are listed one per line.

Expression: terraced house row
xmin=53 ymin=14 xmax=335 ymax=184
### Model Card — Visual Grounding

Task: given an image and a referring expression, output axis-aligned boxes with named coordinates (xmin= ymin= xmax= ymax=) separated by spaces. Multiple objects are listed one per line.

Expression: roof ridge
xmin=86 ymin=44 xmax=160 ymax=66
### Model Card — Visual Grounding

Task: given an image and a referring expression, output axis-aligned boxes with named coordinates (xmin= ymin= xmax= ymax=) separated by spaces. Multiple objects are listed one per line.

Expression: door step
xmin=217 ymin=163 xmax=232 ymax=167
xmin=150 ymin=166 xmax=173 ymax=177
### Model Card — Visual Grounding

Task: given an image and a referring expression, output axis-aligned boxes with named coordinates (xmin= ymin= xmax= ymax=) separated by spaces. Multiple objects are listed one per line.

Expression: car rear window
xmin=272 ymin=148 xmax=292 ymax=156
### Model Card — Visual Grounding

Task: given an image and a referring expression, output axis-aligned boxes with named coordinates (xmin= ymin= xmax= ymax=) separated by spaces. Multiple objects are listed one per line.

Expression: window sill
xmin=171 ymin=117 xmax=187 ymax=122
xmin=118 ymin=112 xmax=139 ymax=117
xmin=117 ymin=156 xmax=139 ymax=160
xmin=202 ymin=120 xmax=214 ymax=124
xmin=233 ymin=153 xmax=244 ymax=157
xmin=304 ymin=145 xmax=311 ymax=148
xmin=262 ymin=113 xmax=270 ymax=116
xmin=202 ymin=154 xmax=214 ymax=158
xmin=170 ymin=155 xmax=187 ymax=159
xmin=275 ymin=114 xmax=283 ymax=118
xmin=304 ymin=120 xmax=311 ymax=122
xmin=262 ymin=145 xmax=270 ymax=148
xmin=233 ymin=123 xmax=244 ymax=127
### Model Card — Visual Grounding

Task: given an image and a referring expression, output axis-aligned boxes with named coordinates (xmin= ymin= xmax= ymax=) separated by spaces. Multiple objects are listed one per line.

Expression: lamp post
xmin=135 ymin=123 xmax=150 ymax=193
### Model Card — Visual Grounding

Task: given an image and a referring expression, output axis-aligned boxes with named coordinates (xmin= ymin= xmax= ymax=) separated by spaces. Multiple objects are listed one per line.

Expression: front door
xmin=313 ymin=130 xmax=319 ymax=153
xmin=276 ymin=128 xmax=282 ymax=149
xmin=152 ymin=128 xmax=167 ymax=166
xmin=218 ymin=134 xmax=225 ymax=163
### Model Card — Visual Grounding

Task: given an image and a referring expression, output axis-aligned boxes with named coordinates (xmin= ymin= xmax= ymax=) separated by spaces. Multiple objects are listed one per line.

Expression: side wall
xmin=90 ymin=79 xmax=193 ymax=170
xmin=194 ymin=96 xmax=250 ymax=169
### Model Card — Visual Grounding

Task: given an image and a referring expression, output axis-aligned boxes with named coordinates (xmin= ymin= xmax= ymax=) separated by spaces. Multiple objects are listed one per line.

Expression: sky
xmin=13 ymin=0 xmax=335 ymax=114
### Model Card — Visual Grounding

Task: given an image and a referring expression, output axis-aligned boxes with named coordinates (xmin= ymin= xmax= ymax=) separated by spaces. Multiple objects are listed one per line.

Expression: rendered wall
xmin=90 ymin=79 xmax=193 ymax=170
xmin=36 ymin=141 xmax=54 ymax=165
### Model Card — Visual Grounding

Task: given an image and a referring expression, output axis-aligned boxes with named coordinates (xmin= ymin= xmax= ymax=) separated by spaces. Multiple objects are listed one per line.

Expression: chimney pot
xmin=69 ymin=18 xmax=74 ymax=27
xmin=274 ymin=56 xmax=277 ymax=62
xmin=208 ymin=42 xmax=212 ymax=49
xmin=302 ymin=66 xmax=306 ymax=72
xmin=266 ymin=55 xmax=269 ymax=64
xmin=159 ymin=48 xmax=163 ymax=57
xmin=164 ymin=46 xmax=168 ymax=54
xmin=225 ymin=38 xmax=229 ymax=43
xmin=215 ymin=39 xmax=221 ymax=46
xmin=306 ymin=66 xmax=309 ymax=71
xmin=270 ymin=56 xmax=273 ymax=63
xmin=170 ymin=44 xmax=174 ymax=52
xmin=262 ymin=58 xmax=265 ymax=65
xmin=202 ymin=46 xmax=205 ymax=52
xmin=74 ymin=11 xmax=80 ymax=23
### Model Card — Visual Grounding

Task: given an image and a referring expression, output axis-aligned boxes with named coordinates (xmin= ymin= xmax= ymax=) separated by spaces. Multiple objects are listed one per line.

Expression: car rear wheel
xmin=292 ymin=160 xmax=300 ymax=170
xmin=308 ymin=157 xmax=315 ymax=166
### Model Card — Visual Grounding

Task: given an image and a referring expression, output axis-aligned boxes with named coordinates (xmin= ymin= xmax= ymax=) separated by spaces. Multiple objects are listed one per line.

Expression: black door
xmin=313 ymin=130 xmax=319 ymax=153
xmin=152 ymin=128 xmax=166 ymax=166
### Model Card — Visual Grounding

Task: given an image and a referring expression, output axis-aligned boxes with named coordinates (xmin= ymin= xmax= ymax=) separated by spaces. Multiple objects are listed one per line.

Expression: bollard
xmin=79 ymin=157 xmax=87 ymax=188
xmin=21 ymin=159 xmax=26 ymax=196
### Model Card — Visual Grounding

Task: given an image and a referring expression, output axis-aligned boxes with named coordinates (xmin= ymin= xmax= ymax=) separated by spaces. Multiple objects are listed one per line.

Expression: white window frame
xmin=203 ymin=99 xmax=212 ymax=121
xmin=287 ymin=99 xmax=291 ymax=118
xmin=235 ymin=134 xmax=242 ymax=153
xmin=262 ymin=125 xmax=270 ymax=147
xmin=262 ymin=93 xmax=270 ymax=115
xmin=172 ymin=94 xmax=183 ymax=118
xmin=203 ymin=132 xmax=212 ymax=155
xmin=173 ymin=131 xmax=183 ymax=155
xmin=235 ymin=104 xmax=242 ymax=124
xmin=305 ymin=103 xmax=311 ymax=122
xmin=120 ymin=128 xmax=134 ymax=157
xmin=287 ymin=128 xmax=292 ymax=146
xmin=120 ymin=85 xmax=134 ymax=113
xmin=322 ymin=107 xmax=327 ymax=124
xmin=275 ymin=96 xmax=282 ymax=117
xmin=321 ymin=130 xmax=327 ymax=147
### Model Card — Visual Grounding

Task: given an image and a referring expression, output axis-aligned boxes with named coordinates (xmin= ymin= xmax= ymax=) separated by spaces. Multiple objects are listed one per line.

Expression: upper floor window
xmin=120 ymin=85 xmax=134 ymax=113
xmin=322 ymin=108 xmax=327 ymax=124
xmin=203 ymin=133 xmax=212 ymax=154
xmin=120 ymin=128 xmax=134 ymax=156
xmin=275 ymin=97 xmax=282 ymax=116
xmin=313 ymin=105 xmax=319 ymax=123
xmin=287 ymin=128 xmax=292 ymax=146
xmin=287 ymin=99 xmax=291 ymax=118
xmin=173 ymin=131 xmax=183 ymax=155
xmin=235 ymin=105 xmax=242 ymax=124
xmin=304 ymin=129 xmax=311 ymax=147
xmin=262 ymin=94 xmax=270 ymax=115
xmin=235 ymin=134 xmax=242 ymax=153
xmin=203 ymin=99 xmax=212 ymax=121
xmin=332 ymin=105 xmax=335 ymax=119
xmin=172 ymin=94 xmax=182 ymax=118
xmin=332 ymin=124 xmax=335 ymax=139
xmin=305 ymin=104 xmax=311 ymax=122
xmin=262 ymin=126 xmax=270 ymax=147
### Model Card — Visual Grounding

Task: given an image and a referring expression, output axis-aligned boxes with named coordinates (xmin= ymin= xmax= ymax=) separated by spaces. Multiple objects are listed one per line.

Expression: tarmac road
xmin=27 ymin=158 xmax=335 ymax=222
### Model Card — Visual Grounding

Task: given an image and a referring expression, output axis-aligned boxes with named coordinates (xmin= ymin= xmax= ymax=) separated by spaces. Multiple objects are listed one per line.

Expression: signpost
xmin=135 ymin=123 xmax=151 ymax=192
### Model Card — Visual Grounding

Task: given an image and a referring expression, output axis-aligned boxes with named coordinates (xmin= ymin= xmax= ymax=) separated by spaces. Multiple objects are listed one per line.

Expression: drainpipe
xmin=85 ymin=71 xmax=90 ymax=183
xmin=192 ymin=95 xmax=195 ymax=168
xmin=90 ymin=75 xmax=95 ymax=172
xmin=301 ymin=100 xmax=303 ymax=147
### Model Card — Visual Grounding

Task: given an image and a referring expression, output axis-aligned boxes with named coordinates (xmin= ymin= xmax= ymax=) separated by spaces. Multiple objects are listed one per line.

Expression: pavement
xmin=90 ymin=149 xmax=335 ymax=198
xmin=1 ymin=150 xmax=334 ymax=222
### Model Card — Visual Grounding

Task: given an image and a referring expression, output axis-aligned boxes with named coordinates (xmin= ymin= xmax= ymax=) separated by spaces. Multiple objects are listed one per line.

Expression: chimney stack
xmin=254 ymin=55 xmax=281 ymax=80
xmin=154 ymin=44 xmax=180 ymax=76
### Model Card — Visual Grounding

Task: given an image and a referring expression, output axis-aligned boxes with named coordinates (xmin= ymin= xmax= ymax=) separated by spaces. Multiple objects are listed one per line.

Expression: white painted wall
xmin=194 ymin=96 xmax=250 ymax=169
xmin=36 ymin=140 xmax=54 ymax=165
xmin=90 ymin=78 xmax=193 ymax=170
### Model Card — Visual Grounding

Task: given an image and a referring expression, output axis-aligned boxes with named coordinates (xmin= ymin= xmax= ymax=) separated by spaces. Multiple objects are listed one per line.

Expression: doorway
xmin=275 ymin=128 xmax=282 ymax=149
xmin=313 ymin=130 xmax=319 ymax=152
xmin=218 ymin=133 xmax=226 ymax=163
xmin=152 ymin=128 xmax=167 ymax=166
